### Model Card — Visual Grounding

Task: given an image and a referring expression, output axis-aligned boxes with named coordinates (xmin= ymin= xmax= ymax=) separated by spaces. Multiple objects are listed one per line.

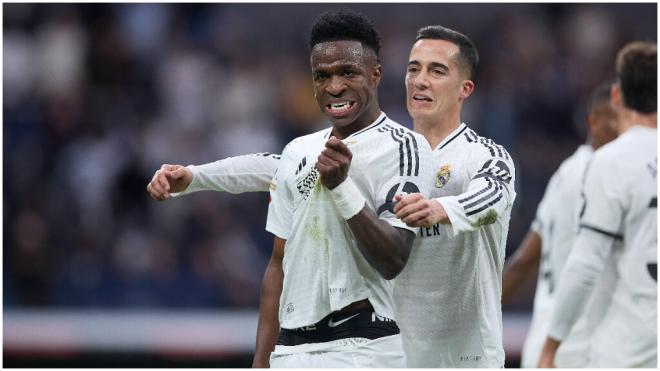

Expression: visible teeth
xmin=331 ymin=102 xmax=349 ymax=109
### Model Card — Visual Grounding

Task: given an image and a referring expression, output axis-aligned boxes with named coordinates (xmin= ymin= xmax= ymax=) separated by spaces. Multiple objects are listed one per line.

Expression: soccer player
xmin=156 ymin=11 xmax=433 ymax=368
xmin=148 ymin=25 xmax=515 ymax=368
xmin=389 ymin=26 xmax=515 ymax=368
xmin=538 ymin=41 xmax=657 ymax=368
xmin=500 ymin=81 xmax=619 ymax=368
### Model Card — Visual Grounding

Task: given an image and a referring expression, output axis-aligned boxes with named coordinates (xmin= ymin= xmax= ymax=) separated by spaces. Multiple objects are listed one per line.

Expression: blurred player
xmin=538 ymin=41 xmax=657 ymax=368
xmin=500 ymin=81 xmax=619 ymax=367
xmin=147 ymin=25 xmax=515 ymax=368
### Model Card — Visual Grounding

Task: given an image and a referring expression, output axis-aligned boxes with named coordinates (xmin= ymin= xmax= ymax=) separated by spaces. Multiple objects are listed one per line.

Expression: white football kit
xmin=393 ymin=123 xmax=516 ymax=368
xmin=267 ymin=113 xmax=433 ymax=366
xmin=520 ymin=145 xmax=593 ymax=367
xmin=547 ymin=126 xmax=657 ymax=367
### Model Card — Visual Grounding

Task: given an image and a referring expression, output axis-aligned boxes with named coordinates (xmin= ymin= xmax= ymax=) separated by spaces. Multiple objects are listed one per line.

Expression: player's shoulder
xmin=600 ymin=126 xmax=655 ymax=158
xmin=282 ymin=128 xmax=331 ymax=156
xmin=462 ymin=125 xmax=513 ymax=164
xmin=356 ymin=114 xmax=425 ymax=145
xmin=556 ymin=145 xmax=593 ymax=177
xmin=591 ymin=127 xmax=656 ymax=174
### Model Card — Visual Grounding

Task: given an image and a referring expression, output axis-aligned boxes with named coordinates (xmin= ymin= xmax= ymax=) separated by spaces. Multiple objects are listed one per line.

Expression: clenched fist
xmin=393 ymin=193 xmax=449 ymax=227
xmin=316 ymin=136 xmax=353 ymax=190
xmin=146 ymin=164 xmax=193 ymax=201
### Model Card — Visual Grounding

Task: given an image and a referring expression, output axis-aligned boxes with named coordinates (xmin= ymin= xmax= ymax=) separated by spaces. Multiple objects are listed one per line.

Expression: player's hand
xmin=317 ymin=136 xmax=352 ymax=190
xmin=146 ymin=164 xmax=193 ymax=201
xmin=393 ymin=193 xmax=448 ymax=227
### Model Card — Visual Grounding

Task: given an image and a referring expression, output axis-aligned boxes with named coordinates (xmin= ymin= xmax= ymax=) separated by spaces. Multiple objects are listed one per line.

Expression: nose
xmin=326 ymin=75 xmax=347 ymax=96
xmin=412 ymin=71 xmax=430 ymax=90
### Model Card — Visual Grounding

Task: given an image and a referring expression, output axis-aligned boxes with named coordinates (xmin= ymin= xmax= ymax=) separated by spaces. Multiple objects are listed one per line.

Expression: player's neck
xmin=414 ymin=116 xmax=462 ymax=149
xmin=617 ymin=110 xmax=657 ymax=134
xmin=331 ymin=107 xmax=382 ymax=139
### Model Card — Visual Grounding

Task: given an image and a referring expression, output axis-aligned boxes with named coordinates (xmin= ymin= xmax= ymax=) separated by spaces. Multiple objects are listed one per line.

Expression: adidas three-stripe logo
xmin=464 ymin=129 xmax=510 ymax=160
xmin=459 ymin=159 xmax=512 ymax=216
xmin=378 ymin=124 xmax=420 ymax=176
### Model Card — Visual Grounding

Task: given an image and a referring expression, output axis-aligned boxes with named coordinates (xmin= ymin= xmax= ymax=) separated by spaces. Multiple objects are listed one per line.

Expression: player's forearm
xmin=538 ymin=337 xmax=560 ymax=368
xmin=435 ymin=179 xmax=514 ymax=235
xmin=253 ymin=240 xmax=284 ymax=368
xmin=501 ymin=230 xmax=542 ymax=303
xmin=347 ymin=207 xmax=415 ymax=280
xmin=546 ymin=231 xmax=611 ymax=340
xmin=176 ymin=154 xmax=279 ymax=197
xmin=253 ymin=264 xmax=282 ymax=367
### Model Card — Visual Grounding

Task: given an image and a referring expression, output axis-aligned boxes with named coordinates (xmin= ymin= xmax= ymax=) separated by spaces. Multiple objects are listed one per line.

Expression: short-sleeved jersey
xmin=266 ymin=113 xmax=433 ymax=330
xmin=393 ymin=123 xmax=516 ymax=368
xmin=575 ymin=126 xmax=657 ymax=367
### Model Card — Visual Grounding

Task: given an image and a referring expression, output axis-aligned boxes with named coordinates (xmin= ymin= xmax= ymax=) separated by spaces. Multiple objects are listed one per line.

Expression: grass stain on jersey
xmin=306 ymin=214 xmax=323 ymax=242
xmin=471 ymin=209 xmax=498 ymax=228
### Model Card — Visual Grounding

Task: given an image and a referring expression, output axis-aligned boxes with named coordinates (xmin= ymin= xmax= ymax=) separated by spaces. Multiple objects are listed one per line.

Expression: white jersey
xmin=181 ymin=122 xmax=515 ymax=367
xmin=393 ymin=123 xmax=516 ymax=368
xmin=266 ymin=113 xmax=433 ymax=330
xmin=520 ymin=145 xmax=593 ymax=368
xmin=548 ymin=126 xmax=657 ymax=367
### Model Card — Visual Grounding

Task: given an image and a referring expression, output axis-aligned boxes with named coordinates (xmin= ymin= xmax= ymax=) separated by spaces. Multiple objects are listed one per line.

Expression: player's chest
xmin=428 ymin=149 xmax=471 ymax=198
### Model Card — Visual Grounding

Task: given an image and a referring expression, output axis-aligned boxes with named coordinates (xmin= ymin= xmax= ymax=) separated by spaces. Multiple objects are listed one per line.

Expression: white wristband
xmin=330 ymin=177 xmax=366 ymax=220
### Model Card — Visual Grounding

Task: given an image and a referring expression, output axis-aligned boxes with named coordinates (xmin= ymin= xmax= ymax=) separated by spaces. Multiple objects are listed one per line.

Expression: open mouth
xmin=412 ymin=94 xmax=432 ymax=102
xmin=325 ymin=101 xmax=356 ymax=117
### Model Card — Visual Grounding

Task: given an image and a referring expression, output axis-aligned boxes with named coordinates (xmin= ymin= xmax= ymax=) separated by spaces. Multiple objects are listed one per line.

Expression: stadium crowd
xmin=4 ymin=3 xmax=655 ymax=310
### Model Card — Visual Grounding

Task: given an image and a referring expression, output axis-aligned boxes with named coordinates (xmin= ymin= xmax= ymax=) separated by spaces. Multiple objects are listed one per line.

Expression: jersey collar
xmin=434 ymin=122 xmax=468 ymax=151
xmin=323 ymin=112 xmax=388 ymax=140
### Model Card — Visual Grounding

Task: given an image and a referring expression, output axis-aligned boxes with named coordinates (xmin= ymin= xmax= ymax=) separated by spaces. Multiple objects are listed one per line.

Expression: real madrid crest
xmin=435 ymin=164 xmax=451 ymax=188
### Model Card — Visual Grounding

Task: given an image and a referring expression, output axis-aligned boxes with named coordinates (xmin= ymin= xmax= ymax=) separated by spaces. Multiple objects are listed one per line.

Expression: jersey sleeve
xmin=577 ymin=154 xmax=625 ymax=240
xmin=546 ymin=153 xmax=622 ymax=341
xmin=172 ymin=153 xmax=280 ymax=197
xmin=435 ymin=149 xmax=516 ymax=237
xmin=265 ymin=148 xmax=294 ymax=240
xmin=374 ymin=132 xmax=434 ymax=233
xmin=547 ymin=230 xmax=616 ymax=341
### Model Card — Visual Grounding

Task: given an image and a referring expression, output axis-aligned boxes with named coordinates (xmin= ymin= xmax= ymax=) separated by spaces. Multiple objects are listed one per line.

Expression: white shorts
xmin=269 ymin=334 xmax=405 ymax=368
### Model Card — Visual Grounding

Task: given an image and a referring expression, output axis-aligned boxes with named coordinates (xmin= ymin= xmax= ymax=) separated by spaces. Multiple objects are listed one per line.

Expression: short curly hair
xmin=309 ymin=9 xmax=381 ymax=59
xmin=616 ymin=41 xmax=656 ymax=113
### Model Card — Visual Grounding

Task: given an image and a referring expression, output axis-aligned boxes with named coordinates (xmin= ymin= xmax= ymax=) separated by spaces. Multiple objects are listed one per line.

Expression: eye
xmin=342 ymin=70 xmax=355 ymax=78
xmin=407 ymin=66 xmax=419 ymax=73
xmin=314 ymin=72 xmax=328 ymax=82
xmin=432 ymin=68 xmax=446 ymax=75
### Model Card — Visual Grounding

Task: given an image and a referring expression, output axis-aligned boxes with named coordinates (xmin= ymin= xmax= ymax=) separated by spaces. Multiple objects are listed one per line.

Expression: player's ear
xmin=610 ymin=82 xmax=623 ymax=108
xmin=372 ymin=64 xmax=382 ymax=87
xmin=459 ymin=79 xmax=475 ymax=101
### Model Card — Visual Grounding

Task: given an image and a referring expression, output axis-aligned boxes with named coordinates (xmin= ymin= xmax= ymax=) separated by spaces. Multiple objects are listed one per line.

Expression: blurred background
xmin=3 ymin=2 xmax=656 ymax=367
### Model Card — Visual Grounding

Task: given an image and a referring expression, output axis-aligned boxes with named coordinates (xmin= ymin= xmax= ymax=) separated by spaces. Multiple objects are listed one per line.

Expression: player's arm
xmin=317 ymin=137 xmax=414 ymax=280
xmin=146 ymin=153 xmax=280 ymax=201
xmin=537 ymin=230 xmax=615 ymax=367
xmin=395 ymin=155 xmax=515 ymax=233
xmin=538 ymin=157 xmax=622 ymax=367
xmin=252 ymin=237 xmax=285 ymax=368
xmin=347 ymin=208 xmax=416 ymax=280
xmin=501 ymin=229 xmax=542 ymax=303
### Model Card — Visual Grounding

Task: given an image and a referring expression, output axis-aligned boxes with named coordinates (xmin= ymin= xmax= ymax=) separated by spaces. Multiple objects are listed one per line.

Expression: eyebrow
xmin=407 ymin=60 xmax=449 ymax=72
